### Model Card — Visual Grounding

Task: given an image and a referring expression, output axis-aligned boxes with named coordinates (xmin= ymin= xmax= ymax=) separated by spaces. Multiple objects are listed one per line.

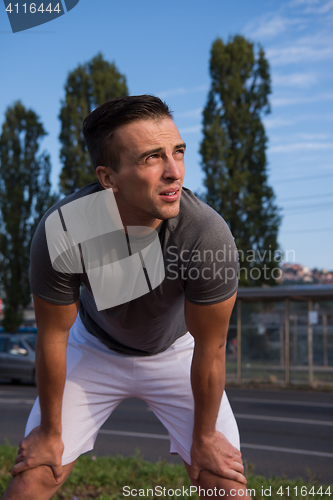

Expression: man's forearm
xmin=10 ymin=297 xmax=77 ymax=478
xmin=36 ymin=333 xmax=69 ymax=435
xmin=32 ymin=296 xmax=79 ymax=435
xmin=185 ymin=295 xmax=236 ymax=441
xmin=185 ymin=296 xmax=245 ymax=483
xmin=189 ymin=341 xmax=246 ymax=484
xmin=191 ymin=342 xmax=226 ymax=440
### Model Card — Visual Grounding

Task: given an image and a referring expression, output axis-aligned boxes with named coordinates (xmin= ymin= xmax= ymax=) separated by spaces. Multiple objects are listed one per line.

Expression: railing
xmin=226 ymin=299 xmax=333 ymax=386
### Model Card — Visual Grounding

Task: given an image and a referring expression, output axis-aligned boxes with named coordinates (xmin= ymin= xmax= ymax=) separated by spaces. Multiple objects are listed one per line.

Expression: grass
xmin=0 ymin=444 xmax=332 ymax=500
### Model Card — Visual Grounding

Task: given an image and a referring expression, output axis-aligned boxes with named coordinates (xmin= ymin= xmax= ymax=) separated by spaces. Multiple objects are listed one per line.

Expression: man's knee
xmin=198 ymin=470 xmax=251 ymax=500
xmin=24 ymin=464 xmax=60 ymax=488
xmin=1 ymin=461 xmax=76 ymax=500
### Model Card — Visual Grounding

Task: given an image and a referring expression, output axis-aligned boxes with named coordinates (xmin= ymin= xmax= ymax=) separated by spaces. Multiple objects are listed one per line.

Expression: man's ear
xmin=96 ymin=166 xmax=118 ymax=192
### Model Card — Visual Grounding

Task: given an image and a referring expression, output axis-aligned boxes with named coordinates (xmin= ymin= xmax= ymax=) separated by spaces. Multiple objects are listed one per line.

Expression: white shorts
xmin=26 ymin=315 xmax=240 ymax=466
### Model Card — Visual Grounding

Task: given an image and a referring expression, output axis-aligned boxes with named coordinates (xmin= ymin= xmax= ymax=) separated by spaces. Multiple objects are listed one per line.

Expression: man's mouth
xmin=160 ymin=187 xmax=180 ymax=195
xmin=159 ymin=188 xmax=180 ymax=201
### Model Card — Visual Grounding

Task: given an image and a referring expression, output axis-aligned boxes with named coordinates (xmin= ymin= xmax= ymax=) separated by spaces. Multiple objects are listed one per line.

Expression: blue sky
xmin=0 ymin=0 xmax=332 ymax=269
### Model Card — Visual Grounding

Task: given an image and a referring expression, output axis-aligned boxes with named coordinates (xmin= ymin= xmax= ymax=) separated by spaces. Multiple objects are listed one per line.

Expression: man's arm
xmin=12 ymin=294 xmax=79 ymax=482
xmin=185 ymin=293 xmax=246 ymax=485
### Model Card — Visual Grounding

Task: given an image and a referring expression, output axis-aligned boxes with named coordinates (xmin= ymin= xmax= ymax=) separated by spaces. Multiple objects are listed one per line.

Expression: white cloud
xmin=264 ymin=117 xmax=297 ymax=129
xmin=267 ymin=43 xmax=333 ymax=65
xmin=265 ymin=112 xmax=333 ymax=129
xmin=272 ymin=72 xmax=317 ymax=88
xmin=178 ymin=125 xmax=202 ymax=134
xmin=270 ymin=142 xmax=333 ymax=152
xmin=271 ymin=91 xmax=333 ymax=107
xmin=314 ymin=0 xmax=333 ymax=13
xmin=292 ymin=0 xmax=333 ymax=13
xmin=318 ymin=163 xmax=333 ymax=170
xmin=265 ymin=29 xmax=333 ymax=65
xmin=289 ymin=0 xmax=320 ymax=7
xmin=243 ymin=0 xmax=333 ymax=51
xmin=295 ymin=132 xmax=330 ymax=140
xmin=157 ymin=85 xmax=208 ymax=99
xmin=270 ymin=132 xmax=330 ymax=144
xmin=174 ymin=107 xmax=203 ymax=119
xmin=297 ymin=31 xmax=333 ymax=46
xmin=244 ymin=13 xmax=302 ymax=39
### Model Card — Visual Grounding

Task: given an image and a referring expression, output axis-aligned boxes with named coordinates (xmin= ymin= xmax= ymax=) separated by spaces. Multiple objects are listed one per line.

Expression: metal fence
xmin=226 ymin=298 xmax=333 ymax=386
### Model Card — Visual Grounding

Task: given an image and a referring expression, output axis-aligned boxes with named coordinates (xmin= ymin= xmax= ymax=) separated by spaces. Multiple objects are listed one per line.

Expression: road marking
xmin=0 ymin=390 xmax=29 ymax=396
xmin=241 ymin=443 xmax=333 ymax=458
xmin=98 ymin=430 xmax=333 ymax=458
xmin=99 ymin=429 xmax=169 ymax=440
xmin=0 ymin=397 xmax=35 ymax=405
xmin=232 ymin=397 xmax=333 ymax=409
xmin=235 ymin=413 xmax=333 ymax=426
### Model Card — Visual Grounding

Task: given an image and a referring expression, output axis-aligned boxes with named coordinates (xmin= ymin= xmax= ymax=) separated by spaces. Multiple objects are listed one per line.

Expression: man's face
xmin=107 ymin=118 xmax=185 ymax=228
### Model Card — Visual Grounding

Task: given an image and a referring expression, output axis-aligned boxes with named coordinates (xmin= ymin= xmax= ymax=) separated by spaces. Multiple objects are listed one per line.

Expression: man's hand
xmin=12 ymin=426 xmax=64 ymax=482
xmin=190 ymin=430 xmax=246 ymax=485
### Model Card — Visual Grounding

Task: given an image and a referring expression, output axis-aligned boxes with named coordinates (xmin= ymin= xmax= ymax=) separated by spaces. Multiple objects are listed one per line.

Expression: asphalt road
xmin=0 ymin=382 xmax=332 ymax=484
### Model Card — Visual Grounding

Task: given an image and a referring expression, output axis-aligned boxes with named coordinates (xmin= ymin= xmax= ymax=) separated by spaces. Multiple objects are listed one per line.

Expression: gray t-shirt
xmin=30 ymin=183 xmax=238 ymax=355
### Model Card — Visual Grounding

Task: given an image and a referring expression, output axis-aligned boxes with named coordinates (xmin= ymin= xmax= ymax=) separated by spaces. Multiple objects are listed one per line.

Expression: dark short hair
xmin=83 ymin=95 xmax=173 ymax=172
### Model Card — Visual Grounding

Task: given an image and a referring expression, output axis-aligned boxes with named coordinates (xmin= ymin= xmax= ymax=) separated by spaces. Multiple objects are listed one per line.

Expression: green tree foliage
xmin=59 ymin=53 xmax=128 ymax=195
xmin=0 ymin=101 xmax=57 ymax=331
xmin=200 ymin=36 xmax=281 ymax=286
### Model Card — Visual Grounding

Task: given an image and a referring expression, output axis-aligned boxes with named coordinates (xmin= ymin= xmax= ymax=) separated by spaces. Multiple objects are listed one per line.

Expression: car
xmin=0 ymin=333 xmax=37 ymax=384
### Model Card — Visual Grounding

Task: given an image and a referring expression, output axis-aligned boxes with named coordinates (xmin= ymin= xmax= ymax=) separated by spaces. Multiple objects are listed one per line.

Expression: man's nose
xmin=163 ymin=155 xmax=182 ymax=179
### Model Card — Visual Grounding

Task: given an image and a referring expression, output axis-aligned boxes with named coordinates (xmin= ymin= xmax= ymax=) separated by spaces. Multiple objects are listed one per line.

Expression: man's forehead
xmin=116 ymin=118 xmax=183 ymax=147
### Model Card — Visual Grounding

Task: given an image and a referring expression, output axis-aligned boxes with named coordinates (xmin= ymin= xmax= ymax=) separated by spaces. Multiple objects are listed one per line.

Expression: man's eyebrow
xmin=138 ymin=147 xmax=163 ymax=160
xmin=138 ymin=143 xmax=187 ymax=161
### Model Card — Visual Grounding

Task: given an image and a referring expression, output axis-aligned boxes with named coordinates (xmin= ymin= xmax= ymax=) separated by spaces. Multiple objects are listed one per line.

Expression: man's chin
xmin=159 ymin=205 xmax=181 ymax=221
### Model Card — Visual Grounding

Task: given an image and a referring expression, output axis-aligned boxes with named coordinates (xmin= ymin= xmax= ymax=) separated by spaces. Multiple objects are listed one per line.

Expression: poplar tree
xmin=0 ymin=102 xmax=57 ymax=331
xmin=59 ymin=53 xmax=128 ymax=195
xmin=200 ymin=36 xmax=281 ymax=286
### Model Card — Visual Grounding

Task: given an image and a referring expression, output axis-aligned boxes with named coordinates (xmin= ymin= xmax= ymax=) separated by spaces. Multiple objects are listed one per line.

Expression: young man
xmin=2 ymin=95 xmax=248 ymax=500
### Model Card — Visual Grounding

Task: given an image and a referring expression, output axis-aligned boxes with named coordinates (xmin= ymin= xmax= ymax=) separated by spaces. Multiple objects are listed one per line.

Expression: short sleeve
xmin=29 ymin=215 xmax=81 ymax=305
xmin=183 ymin=213 xmax=238 ymax=305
